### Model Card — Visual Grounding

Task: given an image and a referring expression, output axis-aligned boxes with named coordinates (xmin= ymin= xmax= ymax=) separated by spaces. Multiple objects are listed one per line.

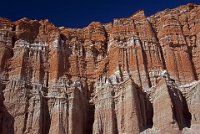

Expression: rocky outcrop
xmin=0 ymin=3 xmax=200 ymax=134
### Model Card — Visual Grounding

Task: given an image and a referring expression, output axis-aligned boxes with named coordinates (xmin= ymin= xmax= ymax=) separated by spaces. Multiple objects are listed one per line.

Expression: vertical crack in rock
xmin=87 ymin=103 xmax=95 ymax=134
xmin=188 ymin=46 xmax=198 ymax=80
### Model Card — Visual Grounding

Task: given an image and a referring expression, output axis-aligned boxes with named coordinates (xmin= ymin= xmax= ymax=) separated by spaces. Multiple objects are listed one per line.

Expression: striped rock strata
xmin=0 ymin=3 xmax=200 ymax=134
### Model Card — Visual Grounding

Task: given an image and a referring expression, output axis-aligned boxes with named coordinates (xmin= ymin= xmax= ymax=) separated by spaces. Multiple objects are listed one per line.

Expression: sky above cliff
xmin=1 ymin=0 xmax=199 ymax=28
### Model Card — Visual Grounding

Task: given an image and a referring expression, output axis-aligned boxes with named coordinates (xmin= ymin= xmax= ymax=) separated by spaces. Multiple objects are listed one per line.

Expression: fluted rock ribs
xmin=0 ymin=3 xmax=200 ymax=134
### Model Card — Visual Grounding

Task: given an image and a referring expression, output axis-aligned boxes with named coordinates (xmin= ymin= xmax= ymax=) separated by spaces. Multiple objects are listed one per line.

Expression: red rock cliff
xmin=0 ymin=3 xmax=200 ymax=134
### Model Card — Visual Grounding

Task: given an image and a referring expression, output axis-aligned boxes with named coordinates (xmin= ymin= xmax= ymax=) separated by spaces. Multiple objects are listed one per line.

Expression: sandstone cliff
xmin=0 ymin=3 xmax=200 ymax=134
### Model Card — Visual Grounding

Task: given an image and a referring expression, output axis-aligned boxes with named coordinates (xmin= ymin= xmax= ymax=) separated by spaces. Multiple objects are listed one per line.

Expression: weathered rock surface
xmin=0 ymin=3 xmax=200 ymax=134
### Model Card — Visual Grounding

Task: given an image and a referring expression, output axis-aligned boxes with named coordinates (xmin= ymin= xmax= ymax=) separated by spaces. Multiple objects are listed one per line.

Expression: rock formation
xmin=0 ymin=3 xmax=200 ymax=134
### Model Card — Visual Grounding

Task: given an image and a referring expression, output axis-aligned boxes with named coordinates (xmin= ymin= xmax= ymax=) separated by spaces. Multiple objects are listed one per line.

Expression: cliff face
xmin=0 ymin=3 xmax=200 ymax=134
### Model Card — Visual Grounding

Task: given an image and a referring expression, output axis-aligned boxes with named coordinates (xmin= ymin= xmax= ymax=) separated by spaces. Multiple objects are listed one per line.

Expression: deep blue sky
xmin=0 ymin=0 xmax=199 ymax=28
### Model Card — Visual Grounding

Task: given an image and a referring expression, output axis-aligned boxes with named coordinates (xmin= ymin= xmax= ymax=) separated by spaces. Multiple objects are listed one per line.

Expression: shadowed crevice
xmin=87 ymin=103 xmax=95 ymax=134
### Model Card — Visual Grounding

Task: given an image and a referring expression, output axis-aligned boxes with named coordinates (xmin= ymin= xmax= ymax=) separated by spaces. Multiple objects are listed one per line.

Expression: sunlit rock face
xmin=0 ymin=3 xmax=200 ymax=134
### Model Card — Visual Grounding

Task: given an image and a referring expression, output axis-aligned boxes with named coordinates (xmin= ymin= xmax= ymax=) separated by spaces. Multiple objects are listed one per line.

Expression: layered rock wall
xmin=0 ymin=3 xmax=200 ymax=134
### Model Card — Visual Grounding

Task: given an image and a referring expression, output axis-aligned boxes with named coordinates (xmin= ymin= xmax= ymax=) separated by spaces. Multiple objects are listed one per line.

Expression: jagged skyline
xmin=0 ymin=0 xmax=199 ymax=28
